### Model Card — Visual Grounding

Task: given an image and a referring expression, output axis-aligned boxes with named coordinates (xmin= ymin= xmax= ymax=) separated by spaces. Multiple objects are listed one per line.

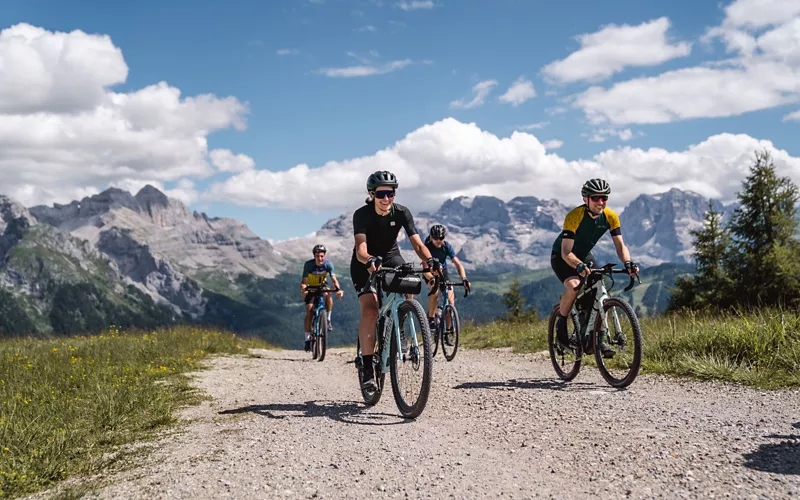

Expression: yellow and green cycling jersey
xmin=551 ymin=205 xmax=621 ymax=261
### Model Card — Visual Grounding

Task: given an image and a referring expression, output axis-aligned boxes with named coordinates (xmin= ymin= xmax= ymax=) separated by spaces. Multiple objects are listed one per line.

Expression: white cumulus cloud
xmin=542 ymin=17 xmax=691 ymax=84
xmin=499 ymin=77 xmax=536 ymax=106
xmin=210 ymin=149 xmax=255 ymax=173
xmin=206 ymin=118 xmax=800 ymax=213
xmin=575 ymin=1 xmax=800 ymax=124
xmin=0 ymin=23 xmax=250 ymax=207
xmin=0 ymin=23 xmax=128 ymax=114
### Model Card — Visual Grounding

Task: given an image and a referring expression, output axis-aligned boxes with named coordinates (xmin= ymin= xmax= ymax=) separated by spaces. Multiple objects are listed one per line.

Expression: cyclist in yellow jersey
xmin=550 ymin=178 xmax=639 ymax=357
xmin=300 ymin=244 xmax=344 ymax=351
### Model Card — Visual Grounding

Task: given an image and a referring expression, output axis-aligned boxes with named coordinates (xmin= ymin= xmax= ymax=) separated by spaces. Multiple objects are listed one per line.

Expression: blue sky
xmin=1 ymin=0 xmax=799 ymax=240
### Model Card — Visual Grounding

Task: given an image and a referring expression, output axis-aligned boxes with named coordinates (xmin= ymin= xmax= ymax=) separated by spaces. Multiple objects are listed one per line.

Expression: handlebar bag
xmin=382 ymin=272 xmax=422 ymax=295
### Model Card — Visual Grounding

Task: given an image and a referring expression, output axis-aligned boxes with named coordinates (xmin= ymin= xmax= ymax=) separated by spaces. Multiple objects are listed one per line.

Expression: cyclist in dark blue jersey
xmin=423 ymin=224 xmax=470 ymax=334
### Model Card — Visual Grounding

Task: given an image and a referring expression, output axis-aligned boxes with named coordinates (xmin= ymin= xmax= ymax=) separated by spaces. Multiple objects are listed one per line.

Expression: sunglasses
xmin=431 ymin=237 xmax=443 ymax=242
xmin=373 ymin=190 xmax=395 ymax=199
xmin=589 ymin=195 xmax=608 ymax=202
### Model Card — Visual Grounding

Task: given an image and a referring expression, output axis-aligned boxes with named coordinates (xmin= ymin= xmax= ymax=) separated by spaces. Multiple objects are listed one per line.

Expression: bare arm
xmin=409 ymin=234 xmax=433 ymax=263
xmin=452 ymin=257 xmax=467 ymax=280
xmin=300 ymin=277 xmax=308 ymax=295
xmin=560 ymin=238 xmax=584 ymax=269
xmin=612 ymin=234 xmax=632 ymax=264
xmin=354 ymin=233 xmax=370 ymax=265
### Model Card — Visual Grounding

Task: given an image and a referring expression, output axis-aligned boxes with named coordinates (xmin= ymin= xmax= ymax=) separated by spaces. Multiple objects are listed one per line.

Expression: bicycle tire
xmin=311 ymin=310 xmax=319 ymax=360
xmin=547 ymin=305 xmax=582 ymax=381
xmin=431 ymin=306 xmax=442 ymax=358
xmin=389 ymin=299 xmax=433 ymax=419
xmin=355 ymin=328 xmax=386 ymax=406
xmin=441 ymin=304 xmax=460 ymax=361
xmin=593 ymin=298 xmax=642 ymax=388
xmin=316 ymin=310 xmax=327 ymax=362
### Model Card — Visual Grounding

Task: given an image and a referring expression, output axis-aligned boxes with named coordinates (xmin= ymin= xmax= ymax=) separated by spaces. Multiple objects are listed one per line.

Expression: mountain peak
xmin=135 ymin=185 xmax=170 ymax=210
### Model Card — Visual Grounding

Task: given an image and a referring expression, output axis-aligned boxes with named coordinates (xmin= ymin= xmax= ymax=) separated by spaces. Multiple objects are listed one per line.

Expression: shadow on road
xmin=742 ymin=422 xmax=800 ymax=475
xmin=452 ymin=378 xmax=600 ymax=392
xmin=218 ymin=400 xmax=413 ymax=426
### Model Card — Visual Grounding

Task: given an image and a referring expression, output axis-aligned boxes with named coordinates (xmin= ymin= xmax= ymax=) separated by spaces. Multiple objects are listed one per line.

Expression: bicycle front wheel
xmin=593 ymin=298 xmax=642 ymax=388
xmin=431 ymin=307 xmax=441 ymax=358
xmin=315 ymin=311 xmax=327 ymax=362
xmin=547 ymin=305 xmax=582 ymax=381
xmin=389 ymin=299 xmax=433 ymax=419
xmin=441 ymin=304 xmax=460 ymax=361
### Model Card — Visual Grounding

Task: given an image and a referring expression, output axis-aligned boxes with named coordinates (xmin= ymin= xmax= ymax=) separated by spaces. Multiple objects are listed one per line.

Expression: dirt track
xmin=46 ymin=347 xmax=800 ymax=498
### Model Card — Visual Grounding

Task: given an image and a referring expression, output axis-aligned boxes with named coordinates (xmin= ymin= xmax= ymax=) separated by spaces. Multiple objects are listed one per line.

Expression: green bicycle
xmin=354 ymin=263 xmax=435 ymax=419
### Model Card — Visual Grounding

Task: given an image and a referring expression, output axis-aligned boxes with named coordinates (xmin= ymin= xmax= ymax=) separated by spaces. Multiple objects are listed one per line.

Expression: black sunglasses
xmin=373 ymin=190 xmax=395 ymax=199
xmin=589 ymin=195 xmax=608 ymax=202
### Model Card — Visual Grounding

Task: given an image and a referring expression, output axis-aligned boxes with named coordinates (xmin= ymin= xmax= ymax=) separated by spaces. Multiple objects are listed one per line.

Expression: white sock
xmin=305 ymin=332 xmax=311 ymax=341
xmin=327 ymin=311 xmax=332 ymax=321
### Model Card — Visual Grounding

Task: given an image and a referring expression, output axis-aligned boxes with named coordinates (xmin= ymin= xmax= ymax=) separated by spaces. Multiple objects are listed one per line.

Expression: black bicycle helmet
xmin=312 ymin=244 xmax=326 ymax=255
xmin=366 ymin=170 xmax=399 ymax=191
xmin=581 ymin=178 xmax=611 ymax=198
xmin=429 ymin=224 xmax=447 ymax=239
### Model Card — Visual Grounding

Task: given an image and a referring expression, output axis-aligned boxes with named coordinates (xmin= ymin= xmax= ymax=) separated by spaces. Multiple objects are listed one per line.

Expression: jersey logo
xmin=390 ymin=221 xmax=396 ymax=226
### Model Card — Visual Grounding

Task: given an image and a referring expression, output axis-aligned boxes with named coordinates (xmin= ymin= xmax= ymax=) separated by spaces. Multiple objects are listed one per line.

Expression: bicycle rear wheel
xmin=315 ymin=311 xmax=327 ymax=362
xmin=389 ymin=299 xmax=433 ymax=419
xmin=441 ymin=304 xmax=460 ymax=361
xmin=593 ymin=298 xmax=642 ymax=388
xmin=547 ymin=305 xmax=582 ymax=381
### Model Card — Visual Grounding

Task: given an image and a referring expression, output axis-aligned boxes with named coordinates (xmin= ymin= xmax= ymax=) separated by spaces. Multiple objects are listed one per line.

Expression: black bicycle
xmin=354 ymin=263 xmax=437 ymax=418
xmin=428 ymin=276 xmax=470 ymax=361
xmin=547 ymin=263 xmax=643 ymax=388
xmin=306 ymin=285 xmax=339 ymax=362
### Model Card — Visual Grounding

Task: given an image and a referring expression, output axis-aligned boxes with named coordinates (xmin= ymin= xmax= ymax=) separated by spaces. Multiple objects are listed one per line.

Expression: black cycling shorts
xmin=350 ymin=253 xmax=406 ymax=297
xmin=304 ymin=292 xmax=328 ymax=305
xmin=551 ymin=252 xmax=596 ymax=284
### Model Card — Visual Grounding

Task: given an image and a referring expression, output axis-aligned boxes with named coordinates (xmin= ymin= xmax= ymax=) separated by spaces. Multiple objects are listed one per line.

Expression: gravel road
xmin=51 ymin=347 xmax=800 ymax=498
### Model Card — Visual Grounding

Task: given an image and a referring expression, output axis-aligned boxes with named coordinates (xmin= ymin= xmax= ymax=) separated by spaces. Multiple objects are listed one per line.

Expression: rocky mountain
xmin=30 ymin=186 xmax=291 ymax=316
xmin=0 ymin=195 xmax=178 ymax=335
xmin=274 ymin=188 xmax=733 ymax=270
xmin=0 ymin=184 xmax=734 ymax=345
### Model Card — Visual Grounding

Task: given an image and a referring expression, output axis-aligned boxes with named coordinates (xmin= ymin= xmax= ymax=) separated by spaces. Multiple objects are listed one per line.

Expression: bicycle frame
xmin=360 ymin=265 xmax=430 ymax=374
xmin=311 ymin=295 xmax=326 ymax=338
xmin=571 ymin=265 xmax=637 ymax=346
xmin=375 ymin=289 xmax=417 ymax=373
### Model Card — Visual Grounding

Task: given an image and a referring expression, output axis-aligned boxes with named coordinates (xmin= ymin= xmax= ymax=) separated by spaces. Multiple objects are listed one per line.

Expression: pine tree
xmin=502 ymin=278 xmax=526 ymax=321
xmin=727 ymin=149 xmax=800 ymax=307
xmin=668 ymin=201 xmax=732 ymax=310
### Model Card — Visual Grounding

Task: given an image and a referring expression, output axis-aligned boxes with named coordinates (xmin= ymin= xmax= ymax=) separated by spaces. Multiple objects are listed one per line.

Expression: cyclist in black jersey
xmin=551 ymin=178 xmax=639 ymax=357
xmin=351 ymin=170 xmax=440 ymax=394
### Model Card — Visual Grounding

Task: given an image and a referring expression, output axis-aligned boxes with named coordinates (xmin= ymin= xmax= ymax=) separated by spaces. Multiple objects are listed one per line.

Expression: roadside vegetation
xmin=0 ymin=326 xmax=272 ymax=498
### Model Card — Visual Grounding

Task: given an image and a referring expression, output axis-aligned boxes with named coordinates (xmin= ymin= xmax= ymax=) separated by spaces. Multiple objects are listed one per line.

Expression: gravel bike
xmin=354 ymin=263 xmax=435 ymax=419
xmin=428 ymin=276 xmax=469 ymax=361
xmin=306 ymin=285 xmax=339 ymax=362
xmin=547 ymin=263 xmax=643 ymax=388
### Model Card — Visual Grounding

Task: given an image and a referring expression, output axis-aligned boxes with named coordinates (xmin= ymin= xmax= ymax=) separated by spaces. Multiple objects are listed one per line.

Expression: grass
xmin=0 ymin=325 xmax=274 ymax=498
xmin=461 ymin=309 xmax=800 ymax=389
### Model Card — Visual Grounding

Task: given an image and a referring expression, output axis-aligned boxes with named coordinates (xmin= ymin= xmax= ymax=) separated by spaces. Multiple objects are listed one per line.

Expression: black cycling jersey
xmin=351 ymin=201 xmax=418 ymax=260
